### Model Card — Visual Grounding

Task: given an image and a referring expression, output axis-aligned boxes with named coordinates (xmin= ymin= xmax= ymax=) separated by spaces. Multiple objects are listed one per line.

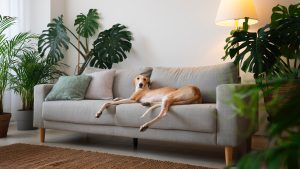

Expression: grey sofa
xmin=34 ymin=62 xmax=258 ymax=166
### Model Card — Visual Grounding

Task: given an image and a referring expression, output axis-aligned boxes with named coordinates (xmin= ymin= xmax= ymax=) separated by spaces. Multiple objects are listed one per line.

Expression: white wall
xmin=62 ymin=0 xmax=299 ymax=77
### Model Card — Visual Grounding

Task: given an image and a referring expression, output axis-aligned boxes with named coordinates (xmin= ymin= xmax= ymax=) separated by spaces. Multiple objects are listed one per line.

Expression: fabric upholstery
xmin=43 ymin=100 xmax=116 ymax=125
xmin=115 ymin=103 xmax=217 ymax=133
xmin=44 ymin=121 xmax=217 ymax=145
xmin=34 ymin=84 xmax=54 ymax=128
xmin=45 ymin=75 xmax=92 ymax=101
xmin=85 ymin=69 xmax=116 ymax=100
xmin=216 ymin=84 xmax=258 ymax=146
xmin=150 ymin=62 xmax=238 ymax=103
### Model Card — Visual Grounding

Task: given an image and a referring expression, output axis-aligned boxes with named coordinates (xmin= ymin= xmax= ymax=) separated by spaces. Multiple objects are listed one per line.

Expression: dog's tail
xmin=140 ymin=104 xmax=161 ymax=118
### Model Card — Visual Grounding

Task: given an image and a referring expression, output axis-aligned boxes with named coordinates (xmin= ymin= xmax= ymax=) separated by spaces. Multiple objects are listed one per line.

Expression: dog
xmin=95 ymin=74 xmax=202 ymax=132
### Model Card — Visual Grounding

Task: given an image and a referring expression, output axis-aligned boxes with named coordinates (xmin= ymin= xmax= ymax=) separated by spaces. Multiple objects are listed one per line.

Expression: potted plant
xmin=222 ymin=3 xmax=300 ymax=168
xmin=38 ymin=9 xmax=133 ymax=75
xmin=0 ymin=50 xmax=11 ymax=138
xmin=223 ymin=3 xmax=300 ymax=120
xmin=10 ymin=52 xmax=63 ymax=130
xmin=0 ymin=15 xmax=37 ymax=137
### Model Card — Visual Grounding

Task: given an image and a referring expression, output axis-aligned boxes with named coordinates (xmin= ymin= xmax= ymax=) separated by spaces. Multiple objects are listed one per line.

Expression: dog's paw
xmin=139 ymin=125 xmax=149 ymax=132
xmin=95 ymin=112 xmax=102 ymax=118
xmin=141 ymin=102 xmax=151 ymax=107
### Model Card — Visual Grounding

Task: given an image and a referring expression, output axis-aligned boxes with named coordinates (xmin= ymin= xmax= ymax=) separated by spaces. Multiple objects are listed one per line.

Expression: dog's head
xmin=134 ymin=74 xmax=150 ymax=90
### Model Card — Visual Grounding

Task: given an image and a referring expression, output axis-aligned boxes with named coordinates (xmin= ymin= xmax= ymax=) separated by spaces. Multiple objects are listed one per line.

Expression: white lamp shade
xmin=215 ymin=0 xmax=258 ymax=27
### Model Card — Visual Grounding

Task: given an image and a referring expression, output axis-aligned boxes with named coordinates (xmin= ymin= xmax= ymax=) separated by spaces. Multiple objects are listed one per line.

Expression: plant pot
xmin=263 ymin=80 xmax=300 ymax=122
xmin=0 ymin=113 xmax=11 ymax=138
xmin=15 ymin=110 xmax=34 ymax=130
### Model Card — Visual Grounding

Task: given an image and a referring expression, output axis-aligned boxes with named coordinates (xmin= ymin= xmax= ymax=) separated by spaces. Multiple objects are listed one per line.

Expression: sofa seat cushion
xmin=43 ymin=100 xmax=115 ymax=125
xmin=115 ymin=103 xmax=216 ymax=133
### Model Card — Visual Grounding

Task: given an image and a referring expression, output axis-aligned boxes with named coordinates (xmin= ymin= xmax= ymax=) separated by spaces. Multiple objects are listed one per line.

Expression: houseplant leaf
xmin=74 ymin=9 xmax=100 ymax=38
xmin=224 ymin=25 xmax=281 ymax=78
xmin=38 ymin=15 xmax=70 ymax=64
xmin=10 ymin=52 xmax=64 ymax=110
xmin=90 ymin=24 xmax=133 ymax=69
xmin=271 ymin=4 xmax=300 ymax=60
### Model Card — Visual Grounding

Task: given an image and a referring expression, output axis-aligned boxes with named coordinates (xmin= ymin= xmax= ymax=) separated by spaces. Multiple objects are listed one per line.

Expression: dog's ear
xmin=148 ymin=81 xmax=151 ymax=87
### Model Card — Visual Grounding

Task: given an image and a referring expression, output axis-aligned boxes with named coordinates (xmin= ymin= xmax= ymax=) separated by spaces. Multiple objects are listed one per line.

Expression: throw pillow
xmin=85 ymin=69 xmax=116 ymax=99
xmin=45 ymin=75 xmax=92 ymax=101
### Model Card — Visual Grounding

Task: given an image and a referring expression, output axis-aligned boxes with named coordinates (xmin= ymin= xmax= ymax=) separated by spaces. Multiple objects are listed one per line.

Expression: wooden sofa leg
xmin=40 ymin=128 xmax=45 ymax=143
xmin=225 ymin=146 xmax=233 ymax=166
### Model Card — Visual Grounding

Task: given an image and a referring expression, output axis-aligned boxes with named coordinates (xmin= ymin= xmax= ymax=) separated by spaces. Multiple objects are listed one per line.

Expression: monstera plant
xmin=38 ymin=9 xmax=133 ymax=74
xmin=223 ymin=4 xmax=300 ymax=168
xmin=223 ymin=3 xmax=300 ymax=80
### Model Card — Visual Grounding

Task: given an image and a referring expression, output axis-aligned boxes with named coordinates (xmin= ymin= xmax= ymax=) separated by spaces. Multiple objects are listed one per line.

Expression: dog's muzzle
xmin=139 ymin=83 xmax=143 ymax=88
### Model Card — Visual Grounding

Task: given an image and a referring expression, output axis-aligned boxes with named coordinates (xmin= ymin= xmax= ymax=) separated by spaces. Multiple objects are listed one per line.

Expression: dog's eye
xmin=137 ymin=78 xmax=140 ymax=80
xmin=143 ymin=78 xmax=146 ymax=81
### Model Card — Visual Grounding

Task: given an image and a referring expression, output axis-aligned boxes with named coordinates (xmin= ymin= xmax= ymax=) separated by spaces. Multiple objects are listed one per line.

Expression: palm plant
xmin=0 ymin=15 xmax=36 ymax=114
xmin=38 ymin=9 xmax=133 ymax=75
xmin=10 ymin=52 xmax=64 ymax=111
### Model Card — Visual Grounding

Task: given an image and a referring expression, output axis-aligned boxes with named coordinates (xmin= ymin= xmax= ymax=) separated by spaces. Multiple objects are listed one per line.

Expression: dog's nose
xmin=139 ymin=83 xmax=143 ymax=88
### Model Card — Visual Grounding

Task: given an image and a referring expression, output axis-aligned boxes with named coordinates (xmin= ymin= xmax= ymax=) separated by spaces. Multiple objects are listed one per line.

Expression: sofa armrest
xmin=34 ymin=84 xmax=54 ymax=128
xmin=216 ymin=84 xmax=259 ymax=147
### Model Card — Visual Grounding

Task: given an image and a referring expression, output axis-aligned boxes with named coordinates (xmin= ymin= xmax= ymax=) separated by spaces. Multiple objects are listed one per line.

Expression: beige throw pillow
xmin=85 ymin=69 xmax=116 ymax=100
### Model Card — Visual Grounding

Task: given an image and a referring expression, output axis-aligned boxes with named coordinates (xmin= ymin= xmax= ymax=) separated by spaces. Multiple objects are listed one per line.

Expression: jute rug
xmin=0 ymin=143 xmax=218 ymax=169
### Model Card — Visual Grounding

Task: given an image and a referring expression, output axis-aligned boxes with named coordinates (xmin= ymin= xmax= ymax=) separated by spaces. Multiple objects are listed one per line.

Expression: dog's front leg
xmin=95 ymin=102 xmax=110 ymax=118
xmin=95 ymin=99 xmax=137 ymax=118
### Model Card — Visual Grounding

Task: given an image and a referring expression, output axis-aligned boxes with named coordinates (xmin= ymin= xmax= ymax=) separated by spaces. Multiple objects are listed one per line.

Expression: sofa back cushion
xmin=150 ymin=62 xmax=239 ymax=103
xmin=83 ymin=67 xmax=152 ymax=99
xmin=113 ymin=67 xmax=153 ymax=98
xmin=85 ymin=69 xmax=116 ymax=100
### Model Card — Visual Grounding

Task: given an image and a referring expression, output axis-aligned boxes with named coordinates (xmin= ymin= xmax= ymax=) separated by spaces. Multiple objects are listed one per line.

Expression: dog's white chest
xmin=139 ymin=94 xmax=163 ymax=103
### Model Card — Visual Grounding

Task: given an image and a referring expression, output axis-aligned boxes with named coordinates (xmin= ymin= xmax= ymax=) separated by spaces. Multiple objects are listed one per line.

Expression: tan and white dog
xmin=95 ymin=74 xmax=202 ymax=132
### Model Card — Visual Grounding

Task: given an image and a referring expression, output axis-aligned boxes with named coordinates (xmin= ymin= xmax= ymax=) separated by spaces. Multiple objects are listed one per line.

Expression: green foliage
xmin=231 ymin=81 xmax=300 ymax=169
xmin=223 ymin=3 xmax=300 ymax=80
xmin=271 ymin=4 xmax=300 ymax=60
xmin=0 ymin=16 xmax=37 ymax=114
xmin=91 ymin=24 xmax=133 ymax=69
xmin=38 ymin=16 xmax=70 ymax=64
xmin=0 ymin=16 xmax=14 ymax=113
xmin=10 ymin=52 xmax=64 ymax=110
xmin=74 ymin=9 xmax=100 ymax=39
xmin=38 ymin=9 xmax=133 ymax=74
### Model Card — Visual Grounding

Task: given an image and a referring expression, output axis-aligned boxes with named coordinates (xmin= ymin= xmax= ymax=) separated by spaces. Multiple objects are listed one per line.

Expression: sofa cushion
xmin=45 ymin=75 xmax=92 ymax=101
xmin=115 ymin=103 xmax=216 ymax=133
xmin=85 ymin=69 xmax=116 ymax=100
xmin=42 ymin=100 xmax=115 ymax=125
xmin=150 ymin=62 xmax=238 ymax=103
xmin=83 ymin=67 xmax=153 ymax=98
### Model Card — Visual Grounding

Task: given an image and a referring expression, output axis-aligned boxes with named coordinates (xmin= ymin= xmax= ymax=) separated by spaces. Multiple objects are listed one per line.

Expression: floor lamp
xmin=215 ymin=0 xmax=259 ymax=83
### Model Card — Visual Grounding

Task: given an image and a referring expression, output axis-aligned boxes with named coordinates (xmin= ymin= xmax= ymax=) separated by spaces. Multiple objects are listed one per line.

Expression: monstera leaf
xmin=271 ymin=4 xmax=300 ymax=59
xmin=90 ymin=24 xmax=133 ymax=69
xmin=38 ymin=15 xmax=70 ymax=64
xmin=224 ymin=25 xmax=281 ymax=78
xmin=74 ymin=9 xmax=100 ymax=38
